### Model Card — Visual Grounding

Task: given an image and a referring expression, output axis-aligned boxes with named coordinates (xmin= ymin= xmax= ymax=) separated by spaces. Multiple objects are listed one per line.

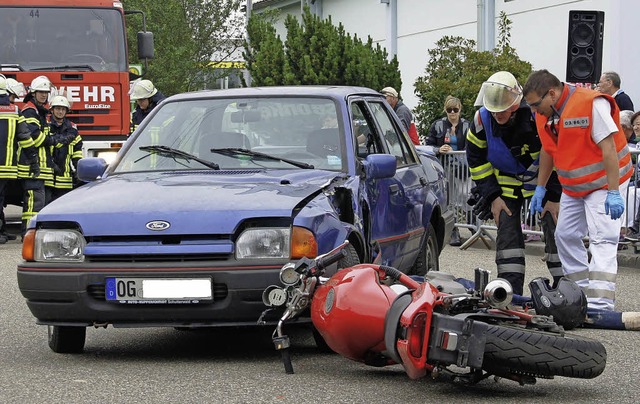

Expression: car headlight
xmin=236 ymin=228 xmax=290 ymax=259
xmin=34 ymin=229 xmax=86 ymax=262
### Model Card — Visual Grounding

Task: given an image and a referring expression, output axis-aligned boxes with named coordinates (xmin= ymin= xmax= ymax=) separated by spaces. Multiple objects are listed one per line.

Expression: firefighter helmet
xmin=129 ymin=79 xmax=157 ymax=101
xmin=50 ymin=95 xmax=71 ymax=110
xmin=29 ymin=75 xmax=53 ymax=93
xmin=529 ymin=277 xmax=587 ymax=330
xmin=6 ymin=78 xmax=26 ymax=98
xmin=0 ymin=74 xmax=7 ymax=95
xmin=475 ymin=71 xmax=523 ymax=113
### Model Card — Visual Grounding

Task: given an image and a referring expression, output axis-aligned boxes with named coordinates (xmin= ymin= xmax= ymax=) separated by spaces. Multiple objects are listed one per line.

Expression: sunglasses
xmin=527 ymin=90 xmax=549 ymax=108
xmin=446 ymin=108 xmax=460 ymax=113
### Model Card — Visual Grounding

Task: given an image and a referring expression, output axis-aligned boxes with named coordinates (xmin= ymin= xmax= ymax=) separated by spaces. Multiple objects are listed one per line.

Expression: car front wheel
xmin=410 ymin=225 xmax=440 ymax=276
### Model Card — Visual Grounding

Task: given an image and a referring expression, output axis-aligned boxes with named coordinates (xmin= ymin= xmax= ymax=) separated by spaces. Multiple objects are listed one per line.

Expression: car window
xmin=367 ymin=101 xmax=416 ymax=167
xmin=113 ymin=97 xmax=345 ymax=172
xmin=350 ymin=101 xmax=384 ymax=158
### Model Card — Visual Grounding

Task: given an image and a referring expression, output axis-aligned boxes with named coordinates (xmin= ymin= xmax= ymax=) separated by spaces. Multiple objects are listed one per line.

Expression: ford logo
xmin=146 ymin=220 xmax=171 ymax=231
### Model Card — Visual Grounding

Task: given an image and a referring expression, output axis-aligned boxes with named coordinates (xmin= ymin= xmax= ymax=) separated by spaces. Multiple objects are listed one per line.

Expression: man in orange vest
xmin=524 ymin=69 xmax=632 ymax=312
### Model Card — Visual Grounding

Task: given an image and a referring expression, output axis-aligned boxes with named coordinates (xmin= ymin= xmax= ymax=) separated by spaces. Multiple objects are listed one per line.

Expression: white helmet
xmin=0 ymin=74 xmax=6 ymax=95
xmin=29 ymin=75 xmax=53 ymax=93
xmin=50 ymin=95 xmax=71 ymax=110
xmin=6 ymin=78 xmax=26 ymax=98
xmin=129 ymin=79 xmax=157 ymax=101
xmin=475 ymin=71 xmax=523 ymax=113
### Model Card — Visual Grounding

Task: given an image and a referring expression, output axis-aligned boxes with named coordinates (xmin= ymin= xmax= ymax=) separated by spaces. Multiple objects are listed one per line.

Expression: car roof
xmin=166 ymin=85 xmax=383 ymax=102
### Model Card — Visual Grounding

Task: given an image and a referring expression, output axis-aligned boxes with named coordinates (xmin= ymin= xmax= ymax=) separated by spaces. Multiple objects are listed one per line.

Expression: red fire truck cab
xmin=0 ymin=0 xmax=153 ymax=162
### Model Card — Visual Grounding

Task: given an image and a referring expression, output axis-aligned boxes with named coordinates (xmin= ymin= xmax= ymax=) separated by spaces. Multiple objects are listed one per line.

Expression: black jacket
xmin=131 ymin=91 xmax=167 ymax=132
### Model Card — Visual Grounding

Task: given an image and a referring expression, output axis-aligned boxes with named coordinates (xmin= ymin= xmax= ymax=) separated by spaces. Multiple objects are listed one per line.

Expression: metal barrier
xmin=435 ymin=151 xmax=568 ymax=250
xmin=440 ymin=148 xmax=640 ymax=252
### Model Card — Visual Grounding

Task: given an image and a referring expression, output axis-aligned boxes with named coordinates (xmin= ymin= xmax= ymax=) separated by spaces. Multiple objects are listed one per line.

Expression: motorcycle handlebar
xmin=316 ymin=249 xmax=346 ymax=272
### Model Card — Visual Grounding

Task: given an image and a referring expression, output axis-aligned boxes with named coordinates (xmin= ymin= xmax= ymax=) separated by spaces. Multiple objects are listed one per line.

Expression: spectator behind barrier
xmin=424 ymin=95 xmax=470 ymax=246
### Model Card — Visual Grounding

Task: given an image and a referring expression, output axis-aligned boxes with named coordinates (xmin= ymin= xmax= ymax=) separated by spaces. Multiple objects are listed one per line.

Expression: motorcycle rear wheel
xmin=482 ymin=324 xmax=606 ymax=379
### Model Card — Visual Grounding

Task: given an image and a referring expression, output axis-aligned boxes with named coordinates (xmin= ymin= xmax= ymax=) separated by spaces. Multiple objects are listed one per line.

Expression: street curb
xmin=463 ymin=239 xmax=640 ymax=269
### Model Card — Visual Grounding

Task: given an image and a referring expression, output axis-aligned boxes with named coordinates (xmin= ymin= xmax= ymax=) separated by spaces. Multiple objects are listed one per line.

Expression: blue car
xmin=17 ymin=86 xmax=454 ymax=352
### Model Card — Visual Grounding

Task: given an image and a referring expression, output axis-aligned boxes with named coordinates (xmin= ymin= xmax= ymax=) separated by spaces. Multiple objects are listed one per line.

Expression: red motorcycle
xmin=259 ymin=241 xmax=606 ymax=385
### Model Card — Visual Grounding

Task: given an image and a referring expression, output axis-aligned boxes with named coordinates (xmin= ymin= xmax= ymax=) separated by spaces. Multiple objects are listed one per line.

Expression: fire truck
xmin=0 ymin=0 xmax=153 ymax=163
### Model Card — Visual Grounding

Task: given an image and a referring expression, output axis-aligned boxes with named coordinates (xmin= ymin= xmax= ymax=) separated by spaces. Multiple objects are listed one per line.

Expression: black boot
xmin=449 ymin=227 xmax=461 ymax=247
xmin=499 ymin=272 xmax=525 ymax=296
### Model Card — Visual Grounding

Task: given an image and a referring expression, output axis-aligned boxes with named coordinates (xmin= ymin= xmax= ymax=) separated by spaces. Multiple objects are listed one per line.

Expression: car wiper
xmin=210 ymin=148 xmax=314 ymax=169
xmin=138 ymin=145 xmax=220 ymax=170
xmin=30 ymin=65 xmax=95 ymax=72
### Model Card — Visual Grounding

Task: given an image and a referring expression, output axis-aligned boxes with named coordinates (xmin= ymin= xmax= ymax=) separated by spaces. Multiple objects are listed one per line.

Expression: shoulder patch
xmin=473 ymin=111 xmax=483 ymax=132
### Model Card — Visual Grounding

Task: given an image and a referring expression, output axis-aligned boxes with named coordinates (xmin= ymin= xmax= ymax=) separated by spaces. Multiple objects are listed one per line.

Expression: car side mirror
xmin=364 ymin=154 xmax=397 ymax=179
xmin=77 ymin=158 xmax=108 ymax=182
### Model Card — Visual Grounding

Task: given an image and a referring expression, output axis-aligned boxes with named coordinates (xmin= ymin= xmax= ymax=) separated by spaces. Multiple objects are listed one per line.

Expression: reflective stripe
xmin=585 ymin=288 xmax=616 ymax=300
xmin=557 ymin=147 xmax=630 ymax=178
xmin=497 ymin=263 xmax=526 ymax=274
xmin=496 ymin=248 xmax=526 ymax=259
xmin=589 ymin=271 xmax=618 ymax=283
xmin=562 ymin=160 xmax=633 ymax=193
xmin=564 ymin=269 xmax=589 ymax=281
xmin=470 ymin=162 xmax=494 ymax=180
xmin=545 ymin=253 xmax=561 ymax=263
xmin=466 ymin=131 xmax=487 ymax=148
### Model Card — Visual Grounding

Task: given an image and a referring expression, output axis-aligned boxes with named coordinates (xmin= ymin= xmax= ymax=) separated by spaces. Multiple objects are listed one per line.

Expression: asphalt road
xmin=1 ymin=238 xmax=640 ymax=403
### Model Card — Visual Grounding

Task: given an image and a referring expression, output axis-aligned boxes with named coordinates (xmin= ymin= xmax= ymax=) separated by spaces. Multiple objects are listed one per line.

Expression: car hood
xmin=35 ymin=170 xmax=345 ymax=236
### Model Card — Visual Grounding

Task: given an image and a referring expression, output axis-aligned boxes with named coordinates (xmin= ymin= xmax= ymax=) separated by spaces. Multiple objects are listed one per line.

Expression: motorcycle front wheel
xmin=482 ymin=324 xmax=606 ymax=379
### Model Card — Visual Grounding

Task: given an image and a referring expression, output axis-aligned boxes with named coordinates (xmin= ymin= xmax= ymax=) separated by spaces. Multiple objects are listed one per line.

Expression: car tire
xmin=48 ymin=325 xmax=86 ymax=353
xmin=410 ymin=225 xmax=440 ymax=276
xmin=338 ymin=243 xmax=360 ymax=269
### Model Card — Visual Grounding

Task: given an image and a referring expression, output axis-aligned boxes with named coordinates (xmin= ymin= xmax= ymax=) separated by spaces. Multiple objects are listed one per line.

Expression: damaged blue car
xmin=17 ymin=86 xmax=454 ymax=352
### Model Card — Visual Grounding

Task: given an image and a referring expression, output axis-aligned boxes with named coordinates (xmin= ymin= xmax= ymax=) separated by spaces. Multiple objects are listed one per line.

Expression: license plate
xmin=105 ymin=278 xmax=213 ymax=303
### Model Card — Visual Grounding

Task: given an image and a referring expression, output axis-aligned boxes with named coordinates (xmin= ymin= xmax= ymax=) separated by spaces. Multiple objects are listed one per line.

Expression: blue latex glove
xmin=605 ymin=190 xmax=624 ymax=220
xmin=529 ymin=185 xmax=546 ymax=215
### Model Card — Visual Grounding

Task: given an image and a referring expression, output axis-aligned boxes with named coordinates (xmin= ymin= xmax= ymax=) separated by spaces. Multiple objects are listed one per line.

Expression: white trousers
xmin=555 ymin=180 xmax=629 ymax=311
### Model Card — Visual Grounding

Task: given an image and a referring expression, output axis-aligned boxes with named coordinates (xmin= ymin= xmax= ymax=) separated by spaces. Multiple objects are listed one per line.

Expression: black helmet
xmin=528 ymin=277 xmax=587 ymax=330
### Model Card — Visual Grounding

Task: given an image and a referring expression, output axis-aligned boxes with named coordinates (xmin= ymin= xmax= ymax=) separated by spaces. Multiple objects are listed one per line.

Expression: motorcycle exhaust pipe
xmin=483 ymin=279 xmax=513 ymax=309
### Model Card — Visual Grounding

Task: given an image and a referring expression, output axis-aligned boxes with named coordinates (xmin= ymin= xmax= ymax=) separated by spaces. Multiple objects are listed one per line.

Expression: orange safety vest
xmin=535 ymin=86 xmax=632 ymax=197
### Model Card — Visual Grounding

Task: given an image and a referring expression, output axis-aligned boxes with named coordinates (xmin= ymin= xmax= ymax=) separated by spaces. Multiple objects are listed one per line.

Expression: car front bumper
xmin=17 ymin=264 xmax=284 ymax=327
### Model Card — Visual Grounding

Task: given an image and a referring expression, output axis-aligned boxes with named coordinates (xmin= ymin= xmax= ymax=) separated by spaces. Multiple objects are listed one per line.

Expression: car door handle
xmin=389 ymin=184 xmax=400 ymax=194
xmin=420 ymin=177 xmax=428 ymax=186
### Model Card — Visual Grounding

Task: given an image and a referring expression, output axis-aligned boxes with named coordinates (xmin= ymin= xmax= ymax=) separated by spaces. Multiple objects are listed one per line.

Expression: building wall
xmin=255 ymin=0 xmax=639 ymax=119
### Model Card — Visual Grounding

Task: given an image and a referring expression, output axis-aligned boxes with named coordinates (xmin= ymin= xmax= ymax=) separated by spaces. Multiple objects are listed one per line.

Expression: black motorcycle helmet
xmin=528 ymin=277 xmax=587 ymax=330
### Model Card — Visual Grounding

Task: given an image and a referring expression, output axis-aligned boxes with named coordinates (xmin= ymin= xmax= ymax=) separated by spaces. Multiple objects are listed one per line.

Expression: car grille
xmin=87 ymin=282 xmax=229 ymax=301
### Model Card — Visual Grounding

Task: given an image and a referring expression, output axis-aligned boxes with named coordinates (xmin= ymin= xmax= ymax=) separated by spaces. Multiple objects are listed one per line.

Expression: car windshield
xmin=113 ymin=96 xmax=345 ymax=173
xmin=0 ymin=7 xmax=127 ymax=72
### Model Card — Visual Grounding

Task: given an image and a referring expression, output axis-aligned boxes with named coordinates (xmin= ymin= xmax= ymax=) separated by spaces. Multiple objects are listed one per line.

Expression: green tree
xmin=244 ymin=7 xmax=402 ymax=93
xmin=413 ymin=11 xmax=532 ymax=134
xmin=124 ymin=0 xmax=243 ymax=95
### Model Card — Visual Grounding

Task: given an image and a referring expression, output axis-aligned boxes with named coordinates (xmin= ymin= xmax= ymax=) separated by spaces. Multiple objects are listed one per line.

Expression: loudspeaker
xmin=566 ymin=10 xmax=605 ymax=83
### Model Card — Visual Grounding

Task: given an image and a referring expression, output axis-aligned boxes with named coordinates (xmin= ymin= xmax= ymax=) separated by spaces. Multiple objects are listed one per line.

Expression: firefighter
xmin=465 ymin=71 xmax=563 ymax=295
xmin=17 ymin=76 xmax=74 ymax=234
xmin=129 ymin=79 xmax=166 ymax=134
xmin=5 ymin=78 xmax=26 ymax=103
xmin=0 ymin=74 xmax=37 ymax=243
xmin=48 ymin=95 xmax=82 ymax=203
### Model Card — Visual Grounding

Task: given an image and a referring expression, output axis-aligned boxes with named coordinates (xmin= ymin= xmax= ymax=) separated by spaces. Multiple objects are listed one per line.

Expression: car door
xmin=351 ymin=99 xmax=427 ymax=270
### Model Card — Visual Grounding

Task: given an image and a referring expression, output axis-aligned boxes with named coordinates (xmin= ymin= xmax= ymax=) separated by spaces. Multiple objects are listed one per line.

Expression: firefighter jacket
xmin=49 ymin=118 xmax=83 ymax=190
xmin=130 ymin=91 xmax=166 ymax=134
xmin=466 ymin=100 xmax=561 ymax=202
xmin=534 ymin=85 xmax=632 ymax=198
xmin=18 ymin=97 xmax=76 ymax=186
xmin=0 ymin=95 xmax=36 ymax=179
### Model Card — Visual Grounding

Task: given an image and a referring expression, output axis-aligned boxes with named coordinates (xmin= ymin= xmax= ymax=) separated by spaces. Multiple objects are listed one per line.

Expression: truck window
xmin=0 ymin=7 xmax=127 ymax=72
